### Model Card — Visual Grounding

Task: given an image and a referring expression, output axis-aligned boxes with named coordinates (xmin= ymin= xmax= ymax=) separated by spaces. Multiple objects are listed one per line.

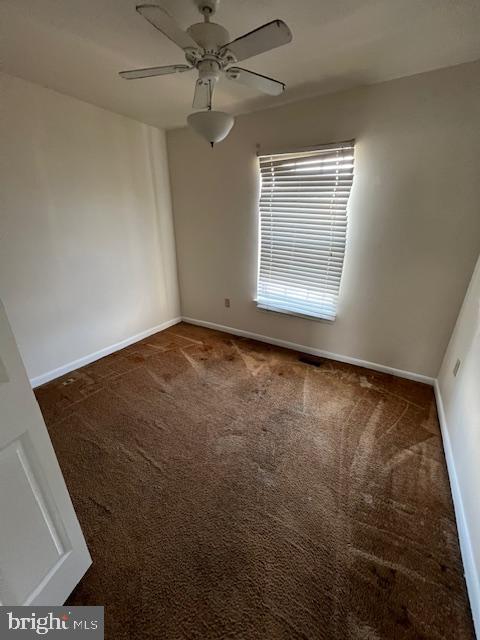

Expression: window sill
xmin=254 ymin=301 xmax=335 ymax=324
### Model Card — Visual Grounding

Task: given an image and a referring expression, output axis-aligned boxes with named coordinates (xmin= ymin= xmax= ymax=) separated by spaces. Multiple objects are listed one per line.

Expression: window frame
xmin=255 ymin=140 xmax=355 ymax=322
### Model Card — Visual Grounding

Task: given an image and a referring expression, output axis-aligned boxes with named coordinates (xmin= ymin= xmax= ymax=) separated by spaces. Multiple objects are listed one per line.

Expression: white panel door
xmin=0 ymin=299 xmax=91 ymax=605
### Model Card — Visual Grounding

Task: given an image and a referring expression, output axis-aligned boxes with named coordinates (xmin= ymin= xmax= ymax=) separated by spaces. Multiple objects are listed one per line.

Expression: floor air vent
xmin=298 ymin=354 xmax=325 ymax=367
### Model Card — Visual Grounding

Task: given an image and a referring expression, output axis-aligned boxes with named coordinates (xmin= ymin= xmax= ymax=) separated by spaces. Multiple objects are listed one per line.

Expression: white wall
xmin=167 ymin=60 xmax=480 ymax=378
xmin=0 ymin=73 xmax=180 ymax=382
xmin=437 ymin=254 xmax=480 ymax=633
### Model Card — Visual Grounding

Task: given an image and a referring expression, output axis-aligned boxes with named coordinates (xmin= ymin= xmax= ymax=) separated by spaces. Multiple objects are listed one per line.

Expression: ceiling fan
xmin=119 ymin=0 xmax=293 ymax=145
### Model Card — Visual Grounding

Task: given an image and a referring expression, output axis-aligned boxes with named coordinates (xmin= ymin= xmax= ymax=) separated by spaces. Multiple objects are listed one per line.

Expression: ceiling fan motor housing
xmin=187 ymin=22 xmax=230 ymax=53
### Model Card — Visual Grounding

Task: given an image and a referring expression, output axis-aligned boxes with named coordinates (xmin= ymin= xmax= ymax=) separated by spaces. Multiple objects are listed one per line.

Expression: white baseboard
xmin=30 ymin=317 xmax=182 ymax=388
xmin=434 ymin=381 xmax=479 ymax=637
xmin=181 ymin=317 xmax=435 ymax=385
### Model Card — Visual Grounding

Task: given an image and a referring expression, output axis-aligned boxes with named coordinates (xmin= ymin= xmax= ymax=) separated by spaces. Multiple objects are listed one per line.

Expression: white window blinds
xmin=257 ymin=141 xmax=355 ymax=321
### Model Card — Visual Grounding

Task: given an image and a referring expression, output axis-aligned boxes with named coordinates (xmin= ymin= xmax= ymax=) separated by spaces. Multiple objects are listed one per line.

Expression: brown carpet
xmin=35 ymin=322 xmax=474 ymax=640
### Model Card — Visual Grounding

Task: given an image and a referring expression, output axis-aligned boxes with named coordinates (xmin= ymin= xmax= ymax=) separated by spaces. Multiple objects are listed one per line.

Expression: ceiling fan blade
xmin=220 ymin=20 xmax=292 ymax=63
xmin=192 ymin=78 xmax=215 ymax=109
xmin=136 ymin=3 xmax=198 ymax=50
xmin=119 ymin=64 xmax=192 ymax=79
xmin=226 ymin=67 xmax=285 ymax=96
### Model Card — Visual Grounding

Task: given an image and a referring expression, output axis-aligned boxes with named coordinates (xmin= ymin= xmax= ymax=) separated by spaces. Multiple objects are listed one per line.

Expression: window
xmin=256 ymin=141 xmax=355 ymax=321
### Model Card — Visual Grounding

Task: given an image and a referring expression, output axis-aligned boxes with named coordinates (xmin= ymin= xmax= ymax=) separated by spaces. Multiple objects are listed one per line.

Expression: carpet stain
xmin=360 ymin=375 xmax=374 ymax=389
xmin=34 ymin=322 xmax=474 ymax=640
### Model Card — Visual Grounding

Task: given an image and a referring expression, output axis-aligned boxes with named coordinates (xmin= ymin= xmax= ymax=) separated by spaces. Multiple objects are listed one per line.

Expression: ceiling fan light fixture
xmin=187 ymin=110 xmax=235 ymax=146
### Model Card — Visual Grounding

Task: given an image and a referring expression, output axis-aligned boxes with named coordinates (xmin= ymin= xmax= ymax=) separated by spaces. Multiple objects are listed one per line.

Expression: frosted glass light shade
xmin=187 ymin=110 xmax=235 ymax=146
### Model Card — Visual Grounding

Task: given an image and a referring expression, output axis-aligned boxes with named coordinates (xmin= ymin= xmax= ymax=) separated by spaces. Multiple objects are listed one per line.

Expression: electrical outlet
xmin=224 ymin=298 xmax=230 ymax=308
xmin=0 ymin=356 xmax=8 ymax=384
xmin=453 ymin=359 xmax=461 ymax=377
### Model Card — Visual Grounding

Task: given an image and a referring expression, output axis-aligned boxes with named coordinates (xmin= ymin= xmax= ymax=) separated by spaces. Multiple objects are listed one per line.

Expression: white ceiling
xmin=1 ymin=0 xmax=480 ymax=130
